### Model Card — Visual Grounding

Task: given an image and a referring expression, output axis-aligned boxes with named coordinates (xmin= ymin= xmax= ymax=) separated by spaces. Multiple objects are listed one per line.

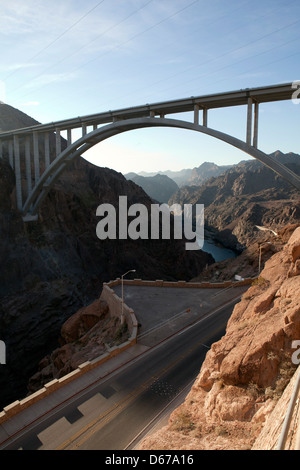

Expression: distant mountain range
xmin=127 ymin=162 xmax=233 ymax=188
xmin=125 ymin=162 xmax=233 ymax=203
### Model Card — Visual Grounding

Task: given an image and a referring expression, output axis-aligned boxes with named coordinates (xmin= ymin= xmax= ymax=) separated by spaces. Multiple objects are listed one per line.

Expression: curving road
xmin=0 ymin=296 xmax=241 ymax=451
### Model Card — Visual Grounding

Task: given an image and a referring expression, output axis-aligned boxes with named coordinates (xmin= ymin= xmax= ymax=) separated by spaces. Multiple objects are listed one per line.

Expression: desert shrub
xmin=170 ymin=409 xmax=195 ymax=433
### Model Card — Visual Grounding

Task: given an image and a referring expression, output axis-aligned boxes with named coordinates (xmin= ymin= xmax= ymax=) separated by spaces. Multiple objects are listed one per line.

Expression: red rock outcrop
xmin=27 ymin=298 xmax=128 ymax=393
xmin=139 ymin=227 xmax=300 ymax=450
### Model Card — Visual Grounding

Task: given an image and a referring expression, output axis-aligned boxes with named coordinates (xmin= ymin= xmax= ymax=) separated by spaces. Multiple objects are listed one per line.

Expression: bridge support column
xmin=0 ymin=141 xmax=2 ymax=159
xmin=8 ymin=140 xmax=13 ymax=168
xmin=253 ymin=101 xmax=259 ymax=148
xmin=55 ymin=128 xmax=61 ymax=156
xmin=67 ymin=129 xmax=72 ymax=146
xmin=203 ymin=108 xmax=208 ymax=127
xmin=246 ymin=97 xmax=253 ymax=145
xmin=25 ymin=136 xmax=32 ymax=196
xmin=194 ymin=105 xmax=199 ymax=125
xmin=33 ymin=132 xmax=40 ymax=181
xmin=44 ymin=132 xmax=50 ymax=168
xmin=13 ymin=135 xmax=22 ymax=211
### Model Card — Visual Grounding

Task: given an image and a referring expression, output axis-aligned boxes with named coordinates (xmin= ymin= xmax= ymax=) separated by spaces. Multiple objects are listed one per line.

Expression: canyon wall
xmin=139 ymin=226 xmax=300 ymax=450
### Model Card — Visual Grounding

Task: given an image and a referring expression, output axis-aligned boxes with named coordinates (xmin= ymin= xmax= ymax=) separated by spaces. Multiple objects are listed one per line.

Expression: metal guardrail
xmin=277 ymin=366 xmax=300 ymax=450
xmin=295 ymin=410 xmax=300 ymax=450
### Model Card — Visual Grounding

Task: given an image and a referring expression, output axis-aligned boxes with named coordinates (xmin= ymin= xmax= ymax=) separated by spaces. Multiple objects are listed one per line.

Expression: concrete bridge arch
xmin=0 ymin=83 xmax=299 ymax=219
xmin=22 ymin=116 xmax=300 ymax=218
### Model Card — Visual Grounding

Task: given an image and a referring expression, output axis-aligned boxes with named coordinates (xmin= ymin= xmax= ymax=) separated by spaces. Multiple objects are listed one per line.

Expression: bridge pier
xmin=8 ymin=140 xmax=13 ymax=169
xmin=246 ymin=97 xmax=253 ymax=146
xmin=253 ymin=101 xmax=259 ymax=148
xmin=194 ymin=105 xmax=208 ymax=127
xmin=13 ymin=135 xmax=22 ymax=211
xmin=82 ymin=124 xmax=87 ymax=137
xmin=194 ymin=104 xmax=199 ymax=125
xmin=246 ymin=98 xmax=260 ymax=148
xmin=44 ymin=132 xmax=50 ymax=168
xmin=203 ymin=108 xmax=208 ymax=127
xmin=67 ymin=129 xmax=72 ymax=146
xmin=33 ymin=132 xmax=40 ymax=182
xmin=55 ymin=128 xmax=61 ymax=156
xmin=25 ymin=136 xmax=32 ymax=196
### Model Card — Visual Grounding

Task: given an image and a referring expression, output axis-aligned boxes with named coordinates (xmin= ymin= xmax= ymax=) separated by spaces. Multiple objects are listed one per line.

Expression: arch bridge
xmin=0 ymin=82 xmax=299 ymax=221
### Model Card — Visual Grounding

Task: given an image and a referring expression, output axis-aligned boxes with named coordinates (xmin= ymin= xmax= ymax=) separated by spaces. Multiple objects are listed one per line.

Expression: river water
xmin=202 ymin=238 xmax=237 ymax=262
xmin=197 ymin=233 xmax=238 ymax=262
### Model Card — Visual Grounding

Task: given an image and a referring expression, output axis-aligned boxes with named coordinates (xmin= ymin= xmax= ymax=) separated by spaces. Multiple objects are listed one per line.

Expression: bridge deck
xmin=0 ymin=82 xmax=294 ymax=138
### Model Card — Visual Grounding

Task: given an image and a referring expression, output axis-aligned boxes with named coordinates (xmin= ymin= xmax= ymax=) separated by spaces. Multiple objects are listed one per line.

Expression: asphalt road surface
xmin=1 ymin=298 xmax=239 ymax=451
xmin=113 ymin=284 xmax=247 ymax=341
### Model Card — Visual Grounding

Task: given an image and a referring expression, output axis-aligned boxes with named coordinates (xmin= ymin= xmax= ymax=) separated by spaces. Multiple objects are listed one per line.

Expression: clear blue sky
xmin=1 ymin=0 xmax=299 ymax=173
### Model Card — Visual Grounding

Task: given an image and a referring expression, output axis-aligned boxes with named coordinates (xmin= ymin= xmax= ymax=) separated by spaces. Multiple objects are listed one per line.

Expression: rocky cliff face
xmin=193 ymin=224 xmax=299 ymax=283
xmin=0 ymin=105 xmax=213 ymax=410
xmin=169 ymin=152 xmax=300 ymax=251
xmin=0 ymin=103 xmax=40 ymax=131
xmin=27 ymin=297 xmax=130 ymax=394
xmin=139 ymin=226 xmax=300 ymax=450
xmin=187 ymin=162 xmax=232 ymax=186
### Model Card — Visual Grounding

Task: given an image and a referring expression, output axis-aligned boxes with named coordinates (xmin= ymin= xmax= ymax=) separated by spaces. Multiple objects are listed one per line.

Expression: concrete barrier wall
xmin=0 ymin=337 xmax=137 ymax=424
xmin=0 ymin=288 xmax=139 ymax=425
xmin=100 ymin=283 xmax=138 ymax=336
xmin=105 ymin=277 xmax=255 ymax=290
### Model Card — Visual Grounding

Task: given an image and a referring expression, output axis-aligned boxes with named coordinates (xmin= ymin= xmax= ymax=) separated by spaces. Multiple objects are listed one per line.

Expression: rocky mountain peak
xmin=0 ymin=102 xmax=40 ymax=132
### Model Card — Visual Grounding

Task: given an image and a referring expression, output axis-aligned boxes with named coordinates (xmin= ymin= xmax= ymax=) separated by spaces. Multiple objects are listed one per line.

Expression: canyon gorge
xmin=0 ymin=103 xmax=300 ymax=452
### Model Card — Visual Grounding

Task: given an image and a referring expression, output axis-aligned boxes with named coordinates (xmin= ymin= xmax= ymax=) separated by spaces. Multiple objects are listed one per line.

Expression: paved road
xmin=0 ymin=297 xmax=240 ymax=451
xmin=114 ymin=284 xmax=248 ymax=345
